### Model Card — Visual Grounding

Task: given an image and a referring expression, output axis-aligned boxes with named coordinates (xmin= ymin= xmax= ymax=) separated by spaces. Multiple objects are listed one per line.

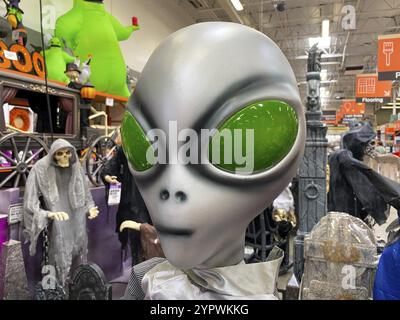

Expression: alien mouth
xmin=156 ymin=225 xmax=194 ymax=237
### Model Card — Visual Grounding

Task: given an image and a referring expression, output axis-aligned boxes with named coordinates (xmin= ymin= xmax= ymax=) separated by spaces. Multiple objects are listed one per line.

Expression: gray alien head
xmin=121 ymin=22 xmax=306 ymax=270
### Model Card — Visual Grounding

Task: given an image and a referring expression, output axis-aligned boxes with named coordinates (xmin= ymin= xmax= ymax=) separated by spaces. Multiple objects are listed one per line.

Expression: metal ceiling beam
xmin=261 ymin=14 xmax=400 ymax=31
xmin=180 ymin=0 xmax=400 ymax=108
xmin=198 ymin=0 xmax=342 ymax=12
xmin=272 ymin=25 xmax=400 ymax=43
xmin=292 ymin=53 xmax=344 ymax=60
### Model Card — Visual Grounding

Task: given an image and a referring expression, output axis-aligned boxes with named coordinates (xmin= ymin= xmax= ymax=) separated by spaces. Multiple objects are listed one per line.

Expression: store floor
xmin=111 ymin=258 xmax=132 ymax=299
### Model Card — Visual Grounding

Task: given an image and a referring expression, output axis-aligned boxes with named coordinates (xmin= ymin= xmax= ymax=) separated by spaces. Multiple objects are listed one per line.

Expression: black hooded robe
xmin=101 ymin=146 xmax=151 ymax=265
xmin=328 ymin=122 xmax=400 ymax=225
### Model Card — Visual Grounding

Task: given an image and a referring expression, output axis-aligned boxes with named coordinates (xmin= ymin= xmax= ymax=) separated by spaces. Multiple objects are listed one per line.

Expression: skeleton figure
xmin=23 ymin=139 xmax=99 ymax=286
xmin=54 ymin=148 xmax=72 ymax=168
xmin=328 ymin=122 xmax=394 ymax=225
xmin=121 ymin=22 xmax=306 ymax=300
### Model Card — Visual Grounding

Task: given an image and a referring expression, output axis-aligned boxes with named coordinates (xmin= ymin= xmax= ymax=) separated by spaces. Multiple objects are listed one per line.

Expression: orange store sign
xmin=338 ymin=100 xmax=365 ymax=124
xmin=341 ymin=100 xmax=365 ymax=114
xmin=355 ymin=74 xmax=392 ymax=104
xmin=378 ymin=34 xmax=400 ymax=80
xmin=386 ymin=125 xmax=395 ymax=134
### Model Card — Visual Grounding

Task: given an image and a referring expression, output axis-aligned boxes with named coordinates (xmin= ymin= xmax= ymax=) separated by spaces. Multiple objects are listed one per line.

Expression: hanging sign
xmin=338 ymin=100 xmax=365 ymax=124
xmin=378 ymin=34 xmax=400 ymax=80
xmin=322 ymin=110 xmax=337 ymax=125
xmin=355 ymin=74 xmax=392 ymax=104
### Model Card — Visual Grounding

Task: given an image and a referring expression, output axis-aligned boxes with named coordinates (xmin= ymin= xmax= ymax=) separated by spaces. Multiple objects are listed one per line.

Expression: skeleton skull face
xmin=121 ymin=23 xmax=306 ymax=269
xmin=54 ymin=148 xmax=72 ymax=168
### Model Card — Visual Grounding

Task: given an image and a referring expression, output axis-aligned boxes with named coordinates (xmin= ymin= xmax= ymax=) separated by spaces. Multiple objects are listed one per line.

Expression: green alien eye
xmin=209 ymin=100 xmax=298 ymax=174
xmin=121 ymin=111 xmax=154 ymax=172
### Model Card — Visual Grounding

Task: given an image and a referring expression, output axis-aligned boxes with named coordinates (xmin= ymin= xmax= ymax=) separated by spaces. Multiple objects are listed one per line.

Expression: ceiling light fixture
xmin=321 ymin=69 xmax=328 ymax=81
xmin=381 ymin=105 xmax=400 ymax=109
xmin=322 ymin=19 xmax=330 ymax=38
xmin=230 ymin=0 xmax=244 ymax=11
xmin=307 ymin=19 xmax=331 ymax=49
xmin=308 ymin=36 xmax=331 ymax=49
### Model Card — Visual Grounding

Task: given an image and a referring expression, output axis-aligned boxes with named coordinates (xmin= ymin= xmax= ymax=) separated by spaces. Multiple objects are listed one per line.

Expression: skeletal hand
xmin=48 ymin=212 xmax=69 ymax=221
xmin=105 ymin=175 xmax=119 ymax=184
xmin=88 ymin=207 xmax=99 ymax=220
xmin=120 ymin=222 xmax=160 ymax=245
xmin=120 ymin=220 xmax=141 ymax=232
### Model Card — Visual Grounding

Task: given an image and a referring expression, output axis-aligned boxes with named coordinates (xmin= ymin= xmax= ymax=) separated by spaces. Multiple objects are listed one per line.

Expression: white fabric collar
xmin=142 ymin=250 xmax=283 ymax=300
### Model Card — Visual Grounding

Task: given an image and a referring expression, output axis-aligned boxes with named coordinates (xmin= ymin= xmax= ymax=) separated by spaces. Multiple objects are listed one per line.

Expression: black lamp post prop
xmin=294 ymin=44 xmax=328 ymax=282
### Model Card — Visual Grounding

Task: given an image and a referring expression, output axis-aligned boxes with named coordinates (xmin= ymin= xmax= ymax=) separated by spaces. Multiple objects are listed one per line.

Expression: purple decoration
xmin=87 ymin=186 xmax=122 ymax=281
xmin=0 ymin=188 xmax=20 ymax=214
xmin=0 ymin=216 xmax=7 ymax=247
xmin=0 ymin=150 xmax=13 ymax=168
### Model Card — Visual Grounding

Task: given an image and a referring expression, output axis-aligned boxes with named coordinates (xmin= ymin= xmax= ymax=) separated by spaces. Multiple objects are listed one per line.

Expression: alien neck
xmin=196 ymin=234 xmax=245 ymax=270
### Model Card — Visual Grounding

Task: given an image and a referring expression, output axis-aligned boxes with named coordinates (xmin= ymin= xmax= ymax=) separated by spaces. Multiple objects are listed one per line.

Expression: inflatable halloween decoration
xmin=42 ymin=37 xmax=75 ymax=83
xmin=4 ymin=0 xmax=26 ymax=45
xmin=0 ymin=39 xmax=44 ymax=77
xmin=4 ymin=0 xmax=23 ymax=29
xmin=121 ymin=22 xmax=306 ymax=300
xmin=55 ymin=0 xmax=140 ymax=97
xmin=0 ymin=1 xmax=44 ymax=77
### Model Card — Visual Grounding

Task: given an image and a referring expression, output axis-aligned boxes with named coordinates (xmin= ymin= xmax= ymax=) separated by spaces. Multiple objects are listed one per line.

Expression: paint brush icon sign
xmin=383 ymin=42 xmax=394 ymax=66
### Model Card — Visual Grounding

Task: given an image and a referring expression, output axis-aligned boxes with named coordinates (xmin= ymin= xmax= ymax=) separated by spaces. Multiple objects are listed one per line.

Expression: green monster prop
xmin=4 ymin=0 xmax=24 ymax=29
xmin=4 ymin=0 xmax=26 ymax=45
xmin=42 ymin=37 xmax=75 ymax=83
xmin=55 ymin=0 xmax=139 ymax=97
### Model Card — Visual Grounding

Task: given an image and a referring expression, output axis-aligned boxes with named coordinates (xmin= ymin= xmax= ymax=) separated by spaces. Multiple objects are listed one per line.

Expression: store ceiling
xmin=174 ymin=0 xmax=400 ymax=110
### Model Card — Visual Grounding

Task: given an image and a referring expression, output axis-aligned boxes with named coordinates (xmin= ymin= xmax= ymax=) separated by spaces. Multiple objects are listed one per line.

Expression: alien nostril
xmin=175 ymin=191 xmax=187 ymax=203
xmin=160 ymin=190 xmax=170 ymax=201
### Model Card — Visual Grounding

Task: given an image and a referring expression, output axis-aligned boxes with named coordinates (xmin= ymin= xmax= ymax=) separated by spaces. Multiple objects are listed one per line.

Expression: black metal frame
xmin=245 ymin=206 xmax=292 ymax=274
xmin=0 ymin=69 xmax=81 ymax=143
